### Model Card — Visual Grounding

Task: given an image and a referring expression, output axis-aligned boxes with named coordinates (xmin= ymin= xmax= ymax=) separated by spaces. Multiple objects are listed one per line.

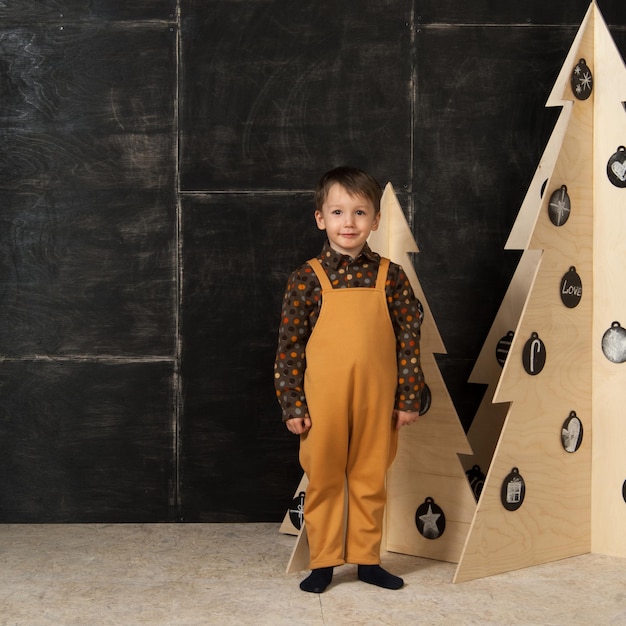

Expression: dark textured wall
xmin=1 ymin=1 xmax=624 ymax=522
xmin=0 ymin=1 xmax=178 ymax=522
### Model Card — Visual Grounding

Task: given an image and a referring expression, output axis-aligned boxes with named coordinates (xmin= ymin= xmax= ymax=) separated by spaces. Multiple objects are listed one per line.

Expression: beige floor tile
xmin=1 ymin=523 xmax=625 ymax=625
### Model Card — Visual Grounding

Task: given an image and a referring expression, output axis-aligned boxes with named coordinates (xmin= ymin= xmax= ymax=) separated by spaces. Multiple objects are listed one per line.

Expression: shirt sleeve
xmin=274 ymin=268 xmax=314 ymax=422
xmin=387 ymin=265 xmax=425 ymax=413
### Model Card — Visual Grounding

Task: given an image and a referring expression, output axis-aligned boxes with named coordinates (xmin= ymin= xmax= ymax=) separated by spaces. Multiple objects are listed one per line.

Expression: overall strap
xmin=307 ymin=257 xmax=333 ymax=290
xmin=375 ymin=257 xmax=390 ymax=290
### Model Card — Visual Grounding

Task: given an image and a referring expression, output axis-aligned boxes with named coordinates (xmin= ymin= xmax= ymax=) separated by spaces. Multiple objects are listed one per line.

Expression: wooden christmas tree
xmin=372 ymin=184 xmax=476 ymax=563
xmin=455 ymin=1 xmax=626 ymax=583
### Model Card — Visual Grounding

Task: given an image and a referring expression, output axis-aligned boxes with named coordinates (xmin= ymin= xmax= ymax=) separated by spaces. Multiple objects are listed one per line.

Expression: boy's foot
xmin=299 ymin=567 xmax=334 ymax=593
xmin=357 ymin=564 xmax=404 ymax=590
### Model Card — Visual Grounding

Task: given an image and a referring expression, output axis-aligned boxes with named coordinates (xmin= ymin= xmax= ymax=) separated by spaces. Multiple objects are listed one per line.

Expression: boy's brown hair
xmin=315 ymin=167 xmax=382 ymax=214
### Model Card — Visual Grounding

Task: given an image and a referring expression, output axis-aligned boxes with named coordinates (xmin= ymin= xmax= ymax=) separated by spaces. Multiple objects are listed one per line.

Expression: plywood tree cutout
xmin=455 ymin=1 xmax=626 ymax=583
xmin=371 ymin=183 xmax=476 ymax=564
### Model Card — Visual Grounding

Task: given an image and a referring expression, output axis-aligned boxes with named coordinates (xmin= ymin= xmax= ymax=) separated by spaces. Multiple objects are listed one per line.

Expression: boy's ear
xmin=314 ymin=210 xmax=326 ymax=231
xmin=370 ymin=211 xmax=381 ymax=231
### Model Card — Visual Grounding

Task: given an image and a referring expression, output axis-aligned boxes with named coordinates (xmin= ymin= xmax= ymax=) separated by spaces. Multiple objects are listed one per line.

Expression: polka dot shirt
xmin=275 ymin=241 xmax=425 ymax=422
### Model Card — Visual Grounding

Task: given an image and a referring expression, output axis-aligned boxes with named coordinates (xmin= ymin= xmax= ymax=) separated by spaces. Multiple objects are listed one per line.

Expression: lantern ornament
xmin=501 ymin=468 xmax=526 ymax=511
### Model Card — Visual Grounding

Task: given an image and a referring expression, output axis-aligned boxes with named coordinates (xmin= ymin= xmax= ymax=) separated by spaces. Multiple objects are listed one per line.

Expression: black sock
xmin=299 ymin=567 xmax=334 ymax=593
xmin=357 ymin=564 xmax=404 ymax=590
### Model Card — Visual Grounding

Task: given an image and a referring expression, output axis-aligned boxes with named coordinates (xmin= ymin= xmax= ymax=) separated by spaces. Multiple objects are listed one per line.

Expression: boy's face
xmin=314 ymin=183 xmax=380 ymax=258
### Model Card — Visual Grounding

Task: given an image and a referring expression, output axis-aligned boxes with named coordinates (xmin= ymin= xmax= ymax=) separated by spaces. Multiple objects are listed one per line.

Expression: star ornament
xmin=415 ymin=497 xmax=446 ymax=539
xmin=579 ymin=72 xmax=592 ymax=90
xmin=419 ymin=505 xmax=441 ymax=536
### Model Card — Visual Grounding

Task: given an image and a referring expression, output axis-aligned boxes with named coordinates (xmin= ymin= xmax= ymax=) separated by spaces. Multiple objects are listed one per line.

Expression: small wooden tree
xmin=372 ymin=184 xmax=476 ymax=563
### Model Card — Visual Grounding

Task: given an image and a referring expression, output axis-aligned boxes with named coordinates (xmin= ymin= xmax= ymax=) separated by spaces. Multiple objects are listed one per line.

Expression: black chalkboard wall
xmin=1 ymin=1 xmax=624 ymax=522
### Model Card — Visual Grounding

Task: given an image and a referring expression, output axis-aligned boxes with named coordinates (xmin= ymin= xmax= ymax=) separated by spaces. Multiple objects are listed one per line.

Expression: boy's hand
xmin=285 ymin=417 xmax=312 ymax=435
xmin=393 ymin=410 xmax=419 ymax=430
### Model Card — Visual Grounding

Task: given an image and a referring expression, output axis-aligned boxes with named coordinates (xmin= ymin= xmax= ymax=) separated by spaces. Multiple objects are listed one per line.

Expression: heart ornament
xmin=611 ymin=160 xmax=626 ymax=182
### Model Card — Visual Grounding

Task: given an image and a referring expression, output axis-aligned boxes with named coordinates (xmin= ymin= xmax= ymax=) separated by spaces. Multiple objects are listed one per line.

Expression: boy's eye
xmin=332 ymin=209 xmax=342 ymax=215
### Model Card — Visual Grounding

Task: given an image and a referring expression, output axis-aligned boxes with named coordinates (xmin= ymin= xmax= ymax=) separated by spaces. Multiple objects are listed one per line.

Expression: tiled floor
xmin=1 ymin=523 xmax=625 ymax=625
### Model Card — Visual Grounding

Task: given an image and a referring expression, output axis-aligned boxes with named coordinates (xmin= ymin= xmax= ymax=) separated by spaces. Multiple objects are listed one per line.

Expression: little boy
xmin=275 ymin=167 xmax=424 ymax=593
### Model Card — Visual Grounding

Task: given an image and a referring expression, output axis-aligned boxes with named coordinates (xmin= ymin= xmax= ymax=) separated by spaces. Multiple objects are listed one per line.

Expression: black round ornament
xmin=622 ymin=480 xmax=626 ymax=504
xmin=501 ymin=467 xmax=525 ymax=511
xmin=560 ymin=266 xmax=582 ymax=308
xmin=601 ymin=321 xmax=626 ymax=363
xmin=415 ymin=497 xmax=446 ymax=539
xmin=466 ymin=465 xmax=485 ymax=500
xmin=561 ymin=411 xmax=583 ymax=453
xmin=417 ymin=299 xmax=425 ymax=325
xmin=288 ymin=491 xmax=306 ymax=530
xmin=496 ymin=331 xmax=515 ymax=367
xmin=419 ymin=383 xmax=432 ymax=415
xmin=607 ymin=146 xmax=626 ymax=187
xmin=548 ymin=185 xmax=571 ymax=226
xmin=571 ymin=58 xmax=593 ymax=100
xmin=522 ymin=332 xmax=546 ymax=375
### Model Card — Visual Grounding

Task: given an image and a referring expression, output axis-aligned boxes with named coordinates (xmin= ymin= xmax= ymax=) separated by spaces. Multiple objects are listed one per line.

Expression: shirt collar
xmin=319 ymin=240 xmax=380 ymax=271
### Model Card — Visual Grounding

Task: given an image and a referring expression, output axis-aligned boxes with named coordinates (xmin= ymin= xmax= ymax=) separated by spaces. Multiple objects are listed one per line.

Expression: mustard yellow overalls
xmin=300 ymin=256 xmax=398 ymax=569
